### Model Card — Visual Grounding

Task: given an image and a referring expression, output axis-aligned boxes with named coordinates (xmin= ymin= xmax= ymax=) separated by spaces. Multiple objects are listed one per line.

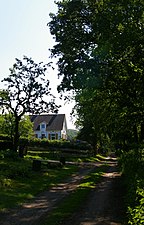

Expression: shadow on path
xmin=0 ymin=160 xmax=125 ymax=225
xmin=0 ymin=163 xmax=100 ymax=225
xmin=63 ymin=162 xmax=126 ymax=225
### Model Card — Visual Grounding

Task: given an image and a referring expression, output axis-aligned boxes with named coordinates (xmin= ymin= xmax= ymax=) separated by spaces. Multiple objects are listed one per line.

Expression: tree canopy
xmin=48 ymin=0 xmax=144 ymax=149
xmin=0 ymin=56 xmax=59 ymax=152
xmin=0 ymin=114 xmax=34 ymax=139
xmin=49 ymin=0 xmax=144 ymax=88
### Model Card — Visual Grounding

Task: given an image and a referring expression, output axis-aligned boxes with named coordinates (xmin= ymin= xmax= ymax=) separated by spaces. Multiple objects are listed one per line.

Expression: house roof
xmin=30 ymin=114 xmax=67 ymax=131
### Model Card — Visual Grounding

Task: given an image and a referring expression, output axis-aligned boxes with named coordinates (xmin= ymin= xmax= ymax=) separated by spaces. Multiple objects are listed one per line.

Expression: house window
xmin=50 ymin=134 xmax=56 ymax=140
xmin=41 ymin=123 xmax=46 ymax=129
xmin=49 ymin=133 xmax=58 ymax=140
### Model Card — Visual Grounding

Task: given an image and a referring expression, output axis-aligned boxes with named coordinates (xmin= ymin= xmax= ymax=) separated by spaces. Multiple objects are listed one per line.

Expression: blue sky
xmin=0 ymin=0 xmax=76 ymax=129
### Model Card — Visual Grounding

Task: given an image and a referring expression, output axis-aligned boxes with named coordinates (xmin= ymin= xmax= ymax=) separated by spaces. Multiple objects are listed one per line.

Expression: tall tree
xmin=48 ymin=0 xmax=144 ymax=145
xmin=0 ymin=56 xmax=59 ymax=152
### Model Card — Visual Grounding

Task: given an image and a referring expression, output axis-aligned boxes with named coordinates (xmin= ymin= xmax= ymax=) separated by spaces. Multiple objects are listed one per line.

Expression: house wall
xmin=61 ymin=117 xmax=67 ymax=139
xmin=35 ymin=130 xmax=63 ymax=140
xmin=33 ymin=116 xmax=68 ymax=140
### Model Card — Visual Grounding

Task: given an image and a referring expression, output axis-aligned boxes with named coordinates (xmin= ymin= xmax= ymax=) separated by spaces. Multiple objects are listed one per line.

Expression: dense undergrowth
xmin=118 ymin=147 xmax=144 ymax=224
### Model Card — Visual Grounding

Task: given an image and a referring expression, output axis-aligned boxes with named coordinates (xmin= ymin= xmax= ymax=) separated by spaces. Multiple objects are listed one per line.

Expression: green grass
xmin=41 ymin=189 xmax=89 ymax=225
xmin=26 ymin=151 xmax=59 ymax=160
xmin=0 ymin=150 xmax=108 ymax=213
xmin=41 ymin=165 xmax=107 ymax=225
xmin=27 ymin=150 xmax=108 ymax=163
xmin=75 ymin=155 xmax=108 ymax=163
xmin=0 ymin=158 xmax=78 ymax=211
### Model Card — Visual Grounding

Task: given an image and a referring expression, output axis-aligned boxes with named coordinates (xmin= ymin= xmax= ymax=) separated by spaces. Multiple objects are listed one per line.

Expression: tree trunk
xmin=13 ymin=117 xmax=20 ymax=152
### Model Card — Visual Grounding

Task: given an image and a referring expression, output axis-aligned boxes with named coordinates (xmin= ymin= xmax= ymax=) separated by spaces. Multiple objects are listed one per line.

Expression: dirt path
xmin=0 ymin=159 xmax=125 ymax=225
xmin=0 ymin=163 xmax=100 ymax=225
xmin=63 ymin=161 xmax=126 ymax=225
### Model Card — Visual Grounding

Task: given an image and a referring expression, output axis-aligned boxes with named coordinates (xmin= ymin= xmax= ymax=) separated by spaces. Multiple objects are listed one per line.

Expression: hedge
xmin=0 ymin=136 xmax=92 ymax=151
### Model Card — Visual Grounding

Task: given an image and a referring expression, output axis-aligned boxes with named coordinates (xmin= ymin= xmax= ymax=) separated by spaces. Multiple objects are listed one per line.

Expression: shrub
xmin=119 ymin=148 xmax=144 ymax=224
xmin=128 ymin=187 xmax=144 ymax=225
xmin=28 ymin=138 xmax=92 ymax=150
xmin=0 ymin=134 xmax=11 ymax=140
xmin=0 ymin=176 xmax=13 ymax=188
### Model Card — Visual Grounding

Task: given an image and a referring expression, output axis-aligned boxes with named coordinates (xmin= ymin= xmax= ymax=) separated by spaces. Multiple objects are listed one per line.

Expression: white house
xmin=30 ymin=114 xmax=67 ymax=140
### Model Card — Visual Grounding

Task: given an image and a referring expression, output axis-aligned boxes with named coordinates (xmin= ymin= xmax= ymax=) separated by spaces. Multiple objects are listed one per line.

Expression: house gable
xmin=30 ymin=114 xmax=67 ymax=140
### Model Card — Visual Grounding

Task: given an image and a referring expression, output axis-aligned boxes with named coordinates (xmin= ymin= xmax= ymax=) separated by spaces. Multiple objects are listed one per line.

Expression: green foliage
xmin=0 ymin=113 xmax=14 ymax=138
xmin=128 ymin=187 xmax=144 ymax=225
xmin=49 ymin=0 xmax=144 ymax=149
xmin=0 ymin=149 xmax=18 ymax=160
xmin=119 ymin=149 xmax=144 ymax=224
xmin=67 ymin=129 xmax=78 ymax=140
xmin=0 ymin=177 xmax=13 ymax=188
xmin=29 ymin=138 xmax=92 ymax=150
xmin=49 ymin=0 xmax=144 ymax=90
xmin=27 ymin=139 xmax=93 ymax=161
xmin=0 ymin=114 xmax=34 ymax=139
xmin=0 ymin=56 xmax=59 ymax=152
xmin=0 ymin=134 xmax=11 ymax=140
xmin=19 ymin=115 xmax=34 ymax=138
xmin=0 ymin=160 xmax=30 ymax=179
xmin=0 ymin=157 xmax=78 ymax=210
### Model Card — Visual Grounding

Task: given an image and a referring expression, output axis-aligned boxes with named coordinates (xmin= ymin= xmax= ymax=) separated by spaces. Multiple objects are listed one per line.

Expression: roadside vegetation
xmin=118 ymin=146 xmax=144 ymax=225
xmin=0 ymin=1 xmax=144 ymax=224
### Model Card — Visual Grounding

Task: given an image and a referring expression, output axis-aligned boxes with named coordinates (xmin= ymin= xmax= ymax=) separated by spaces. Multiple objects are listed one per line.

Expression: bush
xmin=0 ymin=134 xmax=11 ymax=140
xmin=0 ymin=176 xmax=13 ymax=188
xmin=128 ymin=187 xmax=144 ymax=225
xmin=118 ymin=148 xmax=144 ymax=224
xmin=28 ymin=138 xmax=92 ymax=150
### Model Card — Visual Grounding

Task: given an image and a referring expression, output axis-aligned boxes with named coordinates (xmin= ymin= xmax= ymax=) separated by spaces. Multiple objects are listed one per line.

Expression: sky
xmin=0 ymin=0 xmax=76 ymax=129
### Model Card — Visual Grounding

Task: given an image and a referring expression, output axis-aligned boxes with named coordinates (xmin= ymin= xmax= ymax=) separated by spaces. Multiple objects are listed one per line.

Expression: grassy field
xmin=0 ymin=150 xmax=107 ymax=212
xmin=0 ymin=156 xmax=78 ymax=211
